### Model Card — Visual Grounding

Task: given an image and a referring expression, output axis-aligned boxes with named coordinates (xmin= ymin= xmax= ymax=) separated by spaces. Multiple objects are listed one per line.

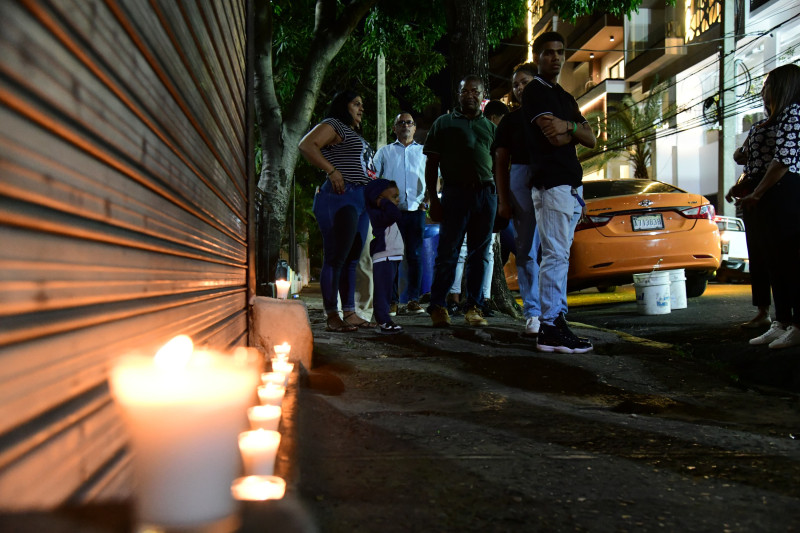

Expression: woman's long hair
xmin=762 ymin=64 xmax=800 ymax=127
xmin=325 ymin=90 xmax=362 ymax=133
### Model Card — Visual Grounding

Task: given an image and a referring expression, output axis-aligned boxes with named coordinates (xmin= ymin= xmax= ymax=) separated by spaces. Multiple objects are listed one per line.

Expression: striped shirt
xmin=320 ymin=118 xmax=377 ymax=185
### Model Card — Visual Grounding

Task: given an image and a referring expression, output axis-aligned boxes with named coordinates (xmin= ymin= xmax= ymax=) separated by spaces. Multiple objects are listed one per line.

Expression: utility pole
xmin=718 ymin=0 xmax=736 ymax=215
xmin=377 ymin=53 xmax=387 ymax=149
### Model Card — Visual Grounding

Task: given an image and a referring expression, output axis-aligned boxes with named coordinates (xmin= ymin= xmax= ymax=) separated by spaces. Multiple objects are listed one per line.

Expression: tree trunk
xmin=252 ymin=0 xmax=376 ymax=289
xmin=444 ymin=0 xmax=490 ymax=94
xmin=489 ymin=240 xmax=522 ymax=318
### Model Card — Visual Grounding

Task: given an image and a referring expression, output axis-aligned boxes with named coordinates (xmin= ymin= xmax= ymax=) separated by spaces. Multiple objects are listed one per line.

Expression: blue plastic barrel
xmin=420 ymin=223 xmax=439 ymax=295
xmin=398 ymin=223 xmax=439 ymax=303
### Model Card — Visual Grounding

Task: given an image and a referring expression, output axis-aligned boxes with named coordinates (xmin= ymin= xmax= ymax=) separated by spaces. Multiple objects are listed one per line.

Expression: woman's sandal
xmin=326 ymin=314 xmax=358 ymax=333
xmin=343 ymin=312 xmax=374 ymax=329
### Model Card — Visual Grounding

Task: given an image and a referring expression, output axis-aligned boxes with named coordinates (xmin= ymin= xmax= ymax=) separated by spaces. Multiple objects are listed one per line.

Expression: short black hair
xmin=533 ymin=31 xmax=565 ymax=55
xmin=459 ymin=74 xmax=485 ymax=92
xmin=325 ymin=90 xmax=362 ymax=132
xmin=483 ymin=100 xmax=509 ymax=118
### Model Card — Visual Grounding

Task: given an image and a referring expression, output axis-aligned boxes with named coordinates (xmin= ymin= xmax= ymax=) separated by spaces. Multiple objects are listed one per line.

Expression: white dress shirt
xmin=374 ymin=140 xmax=427 ymax=211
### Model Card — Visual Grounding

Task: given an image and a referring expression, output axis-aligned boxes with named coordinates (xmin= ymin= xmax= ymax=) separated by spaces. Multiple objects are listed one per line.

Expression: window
xmin=609 ymin=59 xmax=624 ymax=79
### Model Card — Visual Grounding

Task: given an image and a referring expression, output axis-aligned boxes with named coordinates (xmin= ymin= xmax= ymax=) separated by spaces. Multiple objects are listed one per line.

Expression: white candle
xmin=238 ymin=429 xmax=281 ymax=476
xmin=271 ymin=360 xmax=294 ymax=375
xmin=261 ymin=371 xmax=288 ymax=388
xmin=231 ymin=475 xmax=286 ymax=501
xmin=275 ymin=279 xmax=290 ymax=299
xmin=257 ymin=384 xmax=285 ymax=407
xmin=108 ymin=335 xmax=259 ymax=529
xmin=273 ymin=342 xmax=291 ymax=360
xmin=247 ymin=405 xmax=282 ymax=432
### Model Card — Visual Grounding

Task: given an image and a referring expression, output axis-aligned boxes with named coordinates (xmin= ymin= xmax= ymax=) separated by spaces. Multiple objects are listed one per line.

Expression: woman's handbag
xmin=727 ymin=172 xmax=758 ymax=200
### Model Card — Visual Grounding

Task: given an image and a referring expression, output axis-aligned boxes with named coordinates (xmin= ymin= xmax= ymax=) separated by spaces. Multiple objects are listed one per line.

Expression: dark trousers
xmin=741 ymin=207 xmax=771 ymax=308
xmin=758 ymin=173 xmax=800 ymax=325
xmin=393 ymin=210 xmax=426 ymax=303
xmin=429 ymin=183 xmax=497 ymax=309
xmin=374 ymin=259 xmax=399 ymax=324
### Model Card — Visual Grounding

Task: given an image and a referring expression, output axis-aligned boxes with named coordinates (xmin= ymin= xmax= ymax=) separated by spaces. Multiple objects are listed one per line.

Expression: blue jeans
xmin=393 ymin=210 xmax=426 ymax=303
xmin=509 ymin=164 xmax=541 ymax=320
xmin=312 ymin=180 xmax=369 ymax=315
xmin=374 ymin=260 xmax=399 ymax=324
xmin=429 ymin=184 xmax=497 ymax=309
xmin=451 ymin=235 xmax=494 ymax=299
xmin=532 ymin=184 xmax=582 ymax=324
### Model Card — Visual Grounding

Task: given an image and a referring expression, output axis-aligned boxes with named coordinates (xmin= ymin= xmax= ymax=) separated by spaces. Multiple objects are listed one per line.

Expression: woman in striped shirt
xmin=299 ymin=90 xmax=377 ymax=332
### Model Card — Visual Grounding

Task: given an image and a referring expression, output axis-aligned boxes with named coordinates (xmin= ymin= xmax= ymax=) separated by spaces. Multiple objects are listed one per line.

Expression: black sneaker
xmin=478 ymin=304 xmax=495 ymax=317
xmin=447 ymin=302 xmax=463 ymax=316
xmin=377 ymin=321 xmax=404 ymax=335
xmin=554 ymin=313 xmax=590 ymax=342
xmin=536 ymin=322 xmax=593 ymax=354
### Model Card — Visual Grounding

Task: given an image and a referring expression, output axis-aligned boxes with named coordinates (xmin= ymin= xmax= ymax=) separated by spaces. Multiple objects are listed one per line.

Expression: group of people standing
xmin=299 ymin=31 xmax=597 ymax=354
xmin=729 ymin=63 xmax=800 ymax=350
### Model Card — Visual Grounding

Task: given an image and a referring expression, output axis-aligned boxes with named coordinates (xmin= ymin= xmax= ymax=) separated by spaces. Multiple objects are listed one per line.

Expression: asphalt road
xmin=265 ymin=283 xmax=800 ymax=533
xmin=565 ymin=281 xmax=800 ymax=392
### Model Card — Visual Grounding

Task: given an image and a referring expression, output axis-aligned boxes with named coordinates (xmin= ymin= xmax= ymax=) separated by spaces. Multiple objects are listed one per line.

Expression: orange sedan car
xmin=567 ymin=179 xmax=721 ymax=297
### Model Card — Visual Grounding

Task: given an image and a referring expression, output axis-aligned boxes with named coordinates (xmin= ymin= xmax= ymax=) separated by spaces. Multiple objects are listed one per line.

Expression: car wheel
xmin=685 ymin=273 xmax=708 ymax=297
xmin=596 ymin=285 xmax=617 ymax=293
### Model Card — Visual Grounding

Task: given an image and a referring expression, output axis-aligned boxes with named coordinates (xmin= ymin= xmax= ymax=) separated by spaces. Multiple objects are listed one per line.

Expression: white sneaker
xmin=749 ymin=321 xmax=786 ymax=345
xmin=525 ymin=316 xmax=540 ymax=335
xmin=769 ymin=325 xmax=800 ymax=349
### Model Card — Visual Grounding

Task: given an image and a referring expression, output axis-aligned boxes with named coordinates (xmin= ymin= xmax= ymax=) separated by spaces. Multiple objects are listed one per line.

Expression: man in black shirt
xmin=522 ymin=31 xmax=596 ymax=353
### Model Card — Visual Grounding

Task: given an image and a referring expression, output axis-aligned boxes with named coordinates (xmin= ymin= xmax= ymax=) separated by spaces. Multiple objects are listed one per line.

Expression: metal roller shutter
xmin=0 ymin=0 xmax=252 ymax=507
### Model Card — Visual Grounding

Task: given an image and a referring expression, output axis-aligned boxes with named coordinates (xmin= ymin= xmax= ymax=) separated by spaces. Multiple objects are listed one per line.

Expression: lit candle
xmin=231 ymin=475 xmax=286 ymax=501
xmin=275 ymin=279 xmax=290 ymax=299
xmin=261 ymin=371 xmax=288 ymax=388
xmin=273 ymin=342 xmax=291 ymax=361
xmin=247 ymin=405 xmax=282 ymax=432
xmin=257 ymin=383 xmax=285 ymax=407
xmin=108 ymin=335 xmax=259 ymax=529
xmin=271 ymin=359 xmax=294 ymax=375
xmin=238 ymin=429 xmax=281 ymax=476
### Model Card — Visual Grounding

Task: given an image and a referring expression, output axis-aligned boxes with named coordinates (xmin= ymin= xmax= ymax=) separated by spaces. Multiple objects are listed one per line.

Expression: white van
xmin=715 ymin=216 xmax=749 ymax=282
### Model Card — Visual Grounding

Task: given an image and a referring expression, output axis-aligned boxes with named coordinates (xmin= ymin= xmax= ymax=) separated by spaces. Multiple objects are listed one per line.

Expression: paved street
xmin=269 ymin=283 xmax=800 ymax=533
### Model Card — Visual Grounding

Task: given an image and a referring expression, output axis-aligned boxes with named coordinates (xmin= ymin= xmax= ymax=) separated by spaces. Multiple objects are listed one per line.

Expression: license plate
xmin=631 ymin=213 xmax=664 ymax=231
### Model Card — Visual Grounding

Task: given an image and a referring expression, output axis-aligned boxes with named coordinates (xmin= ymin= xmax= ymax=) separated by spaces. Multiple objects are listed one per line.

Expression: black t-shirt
xmin=492 ymin=109 xmax=529 ymax=165
xmin=522 ymin=76 xmax=586 ymax=189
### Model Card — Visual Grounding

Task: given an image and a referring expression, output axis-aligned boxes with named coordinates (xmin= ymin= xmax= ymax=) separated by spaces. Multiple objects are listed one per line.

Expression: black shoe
xmin=447 ymin=302 xmax=463 ymax=316
xmin=554 ymin=313 xmax=589 ymax=342
xmin=479 ymin=305 xmax=495 ymax=317
xmin=536 ymin=321 xmax=593 ymax=354
xmin=376 ymin=321 xmax=404 ymax=335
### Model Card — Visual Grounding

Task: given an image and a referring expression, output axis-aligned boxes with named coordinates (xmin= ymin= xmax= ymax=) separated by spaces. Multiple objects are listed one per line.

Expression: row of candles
xmin=108 ymin=335 xmax=297 ymax=530
xmin=235 ymin=342 xmax=294 ymax=498
xmin=235 ymin=343 xmax=294 ymax=497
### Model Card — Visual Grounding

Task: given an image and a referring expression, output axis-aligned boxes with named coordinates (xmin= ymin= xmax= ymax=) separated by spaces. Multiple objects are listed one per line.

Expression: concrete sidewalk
xmin=270 ymin=284 xmax=799 ymax=532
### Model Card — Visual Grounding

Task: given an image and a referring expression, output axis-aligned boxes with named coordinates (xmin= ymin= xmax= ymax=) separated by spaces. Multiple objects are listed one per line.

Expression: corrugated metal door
xmin=0 ymin=0 xmax=252 ymax=507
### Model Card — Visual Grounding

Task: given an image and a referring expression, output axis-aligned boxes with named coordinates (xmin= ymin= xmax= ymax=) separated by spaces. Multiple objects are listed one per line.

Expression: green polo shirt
xmin=423 ymin=109 xmax=496 ymax=186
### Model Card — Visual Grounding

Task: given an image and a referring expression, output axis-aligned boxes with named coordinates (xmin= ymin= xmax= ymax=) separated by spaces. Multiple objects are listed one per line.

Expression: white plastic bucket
xmin=665 ymin=269 xmax=687 ymax=310
xmin=632 ymin=271 xmax=671 ymax=315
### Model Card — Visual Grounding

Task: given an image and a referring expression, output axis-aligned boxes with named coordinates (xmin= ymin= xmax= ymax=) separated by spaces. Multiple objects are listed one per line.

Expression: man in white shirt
xmin=374 ymin=112 xmax=428 ymax=314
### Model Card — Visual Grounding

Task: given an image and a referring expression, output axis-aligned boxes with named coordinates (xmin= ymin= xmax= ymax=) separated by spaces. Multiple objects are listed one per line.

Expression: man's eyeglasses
xmin=395 ymin=120 xmax=415 ymax=126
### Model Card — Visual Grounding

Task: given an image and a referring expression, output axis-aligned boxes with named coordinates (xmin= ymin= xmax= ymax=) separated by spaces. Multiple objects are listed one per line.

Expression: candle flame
xmin=154 ymin=335 xmax=194 ymax=370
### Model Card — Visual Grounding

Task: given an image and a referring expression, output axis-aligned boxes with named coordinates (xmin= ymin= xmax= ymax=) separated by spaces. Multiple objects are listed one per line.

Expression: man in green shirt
xmin=423 ymin=75 xmax=498 ymax=327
